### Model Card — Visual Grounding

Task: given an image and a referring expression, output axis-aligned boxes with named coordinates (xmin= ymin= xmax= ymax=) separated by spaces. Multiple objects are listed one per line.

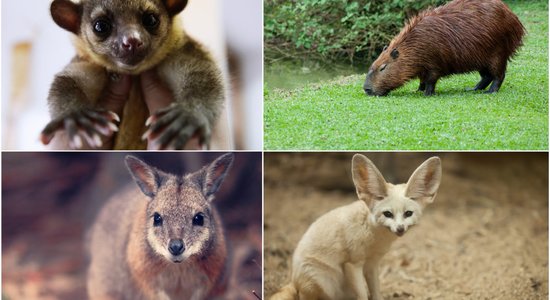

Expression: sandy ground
xmin=264 ymin=152 xmax=548 ymax=300
xmin=2 ymin=152 xmax=262 ymax=300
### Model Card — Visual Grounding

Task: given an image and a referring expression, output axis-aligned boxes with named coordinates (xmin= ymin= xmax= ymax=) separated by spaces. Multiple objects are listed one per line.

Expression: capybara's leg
xmin=423 ymin=80 xmax=437 ymax=96
xmin=486 ymin=72 xmax=505 ymax=93
xmin=423 ymin=72 xmax=439 ymax=96
xmin=468 ymin=69 xmax=493 ymax=91
xmin=486 ymin=57 xmax=507 ymax=93
xmin=417 ymin=81 xmax=426 ymax=92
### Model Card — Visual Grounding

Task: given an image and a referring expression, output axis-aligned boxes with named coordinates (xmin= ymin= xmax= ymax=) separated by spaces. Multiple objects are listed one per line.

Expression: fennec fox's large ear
xmin=405 ymin=157 xmax=442 ymax=206
xmin=125 ymin=156 xmax=162 ymax=198
xmin=51 ymin=0 xmax=82 ymax=34
xmin=352 ymin=154 xmax=388 ymax=210
xmin=200 ymin=153 xmax=234 ymax=202
xmin=163 ymin=0 xmax=188 ymax=16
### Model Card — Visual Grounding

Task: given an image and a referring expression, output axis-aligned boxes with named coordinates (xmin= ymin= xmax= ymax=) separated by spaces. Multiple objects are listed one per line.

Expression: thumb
xmin=140 ymin=69 xmax=174 ymax=114
xmin=99 ymin=74 xmax=132 ymax=116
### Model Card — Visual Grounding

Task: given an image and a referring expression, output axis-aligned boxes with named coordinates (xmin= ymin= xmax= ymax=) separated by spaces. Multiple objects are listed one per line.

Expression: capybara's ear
xmin=391 ymin=48 xmax=399 ymax=59
xmin=51 ymin=0 xmax=82 ymax=34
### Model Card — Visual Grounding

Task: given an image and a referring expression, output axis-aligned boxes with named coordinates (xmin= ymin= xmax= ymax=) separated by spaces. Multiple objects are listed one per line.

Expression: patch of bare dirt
xmin=264 ymin=152 xmax=548 ymax=300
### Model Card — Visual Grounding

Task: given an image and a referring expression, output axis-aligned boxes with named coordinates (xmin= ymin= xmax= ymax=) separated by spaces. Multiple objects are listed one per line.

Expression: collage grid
xmin=1 ymin=0 xmax=549 ymax=300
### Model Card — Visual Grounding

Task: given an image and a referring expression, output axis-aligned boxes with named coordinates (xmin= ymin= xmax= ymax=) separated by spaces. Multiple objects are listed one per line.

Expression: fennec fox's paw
xmin=142 ymin=103 xmax=211 ymax=150
xmin=40 ymin=108 xmax=119 ymax=149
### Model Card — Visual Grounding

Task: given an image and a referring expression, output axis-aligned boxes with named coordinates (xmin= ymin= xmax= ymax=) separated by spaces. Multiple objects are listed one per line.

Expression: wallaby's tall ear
xmin=405 ymin=157 xmax=442 ymax=206
xmin=125 ymin=156 xmax=161 ymax=198
xmin=352 ymin=154 xmax=388 ymax=210
xmin=202 ymin=153 xmax=234 ymax=201
xmin=51 ymin=0 xmax=82 ymax=34
xmin=163 ymin=0 xmax=188 ymax=16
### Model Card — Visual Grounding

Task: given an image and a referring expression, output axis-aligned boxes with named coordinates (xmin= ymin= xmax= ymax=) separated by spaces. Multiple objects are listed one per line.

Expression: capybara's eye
xmin=380 ymin=64 xmax=387 ymax=71
xmin=153 ymin=212 xmax=163 ymax=226
xmin=383 ymin=211 xmax=393 ymax=218
xmin=404 ymin=211 xmax=413 ymax=218
xmin=391 ymin=48 xmax=399 ymax=59
xmin=383 ymin=45 xmax=388 ymax=52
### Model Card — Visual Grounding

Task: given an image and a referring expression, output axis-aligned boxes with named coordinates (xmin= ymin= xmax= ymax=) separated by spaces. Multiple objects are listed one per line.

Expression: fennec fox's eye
xmin=404 ymin=211 xmax=413 ymax=218
xmin=192 ymin=213 xmax=205 ymax=226
xmin=383 ymin=211 xmax=393 ymax=218
xmin=142 ymin=13 xmax=160 ymax=30
xmin=93 ymin=18 xmax=112 ymax=37
xmin=153 ymin=212 xmax=163 ymax=226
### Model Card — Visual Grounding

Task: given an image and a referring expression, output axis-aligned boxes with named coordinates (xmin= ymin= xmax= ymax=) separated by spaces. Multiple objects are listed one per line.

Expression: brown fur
xmin=87 ymin=154 xmax=233 ymax=299
xmin=363 ymin=0 xmax=525 ymax=96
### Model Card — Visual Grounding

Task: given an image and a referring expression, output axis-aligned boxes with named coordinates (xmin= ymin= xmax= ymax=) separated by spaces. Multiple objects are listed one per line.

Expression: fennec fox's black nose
xmin=168 ymin=239 xmax=185 ymax=256
xmin=396 ymin=226 xmax=405 ymax=236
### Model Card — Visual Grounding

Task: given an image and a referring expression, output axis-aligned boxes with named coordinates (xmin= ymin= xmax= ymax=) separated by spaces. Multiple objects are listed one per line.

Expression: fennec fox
xmin=87 ymin=153 xmax=233 ymax=300
xmin=271 ymin=155 xmax=442 ymax=300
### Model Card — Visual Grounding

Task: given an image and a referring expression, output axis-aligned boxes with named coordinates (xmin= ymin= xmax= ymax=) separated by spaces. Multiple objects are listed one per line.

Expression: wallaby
xmin=271 ymin=154 xmax=442 ymax=300
xmin=87 ymin=153 xmax=233 ymax=300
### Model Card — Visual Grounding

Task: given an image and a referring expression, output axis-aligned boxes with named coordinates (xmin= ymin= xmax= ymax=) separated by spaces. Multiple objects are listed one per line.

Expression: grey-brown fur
xmin=42 ymin=0 xmax=224 ymax=150
xmin=87 ymin=153 xmax=233 ymax=299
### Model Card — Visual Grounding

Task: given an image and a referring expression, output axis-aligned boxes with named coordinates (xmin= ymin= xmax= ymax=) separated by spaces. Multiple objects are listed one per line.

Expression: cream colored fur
xmin=271 ymin=155 xmax=442 ymax=300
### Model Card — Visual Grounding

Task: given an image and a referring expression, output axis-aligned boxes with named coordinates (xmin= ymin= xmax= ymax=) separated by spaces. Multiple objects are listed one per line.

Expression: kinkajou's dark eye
xmin=383 ymin=211 xmax=393 ymax=218
xmin=93 ymin=19 xmax=112 ymax=36
xmin=142 ymin=13 xmax=160 ymax=29
xmin=404 ymin=211 xmax=413 ymax=218
xmin=153 ymin=212 xmax=163 ymax=226
xmin=193 ymin=213 xmax=204 ymax=226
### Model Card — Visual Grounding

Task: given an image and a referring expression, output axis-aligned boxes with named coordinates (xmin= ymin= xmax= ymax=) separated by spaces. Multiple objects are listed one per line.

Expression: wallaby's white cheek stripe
xmin=184 ymin=229 xmax=210 ymax=259
xmin=147 ymin=228 xmax=172 ymax=259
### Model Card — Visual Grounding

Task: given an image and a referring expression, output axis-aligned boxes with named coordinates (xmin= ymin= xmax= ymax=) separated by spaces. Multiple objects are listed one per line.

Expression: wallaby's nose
xmin=168 ymin=239 xmax=185 ymax=256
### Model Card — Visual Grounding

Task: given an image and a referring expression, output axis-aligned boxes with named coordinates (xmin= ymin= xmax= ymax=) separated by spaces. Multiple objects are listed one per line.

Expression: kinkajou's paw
xmin=142 ymin=103 xmax=211 ymax=150
xmin=40 ymin=109 xmax=120 ymax=149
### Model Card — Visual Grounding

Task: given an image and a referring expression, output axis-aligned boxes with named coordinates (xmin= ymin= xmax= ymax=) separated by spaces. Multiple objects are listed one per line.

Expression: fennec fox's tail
xmin=270 ymin=283 xmax=298 ymax=300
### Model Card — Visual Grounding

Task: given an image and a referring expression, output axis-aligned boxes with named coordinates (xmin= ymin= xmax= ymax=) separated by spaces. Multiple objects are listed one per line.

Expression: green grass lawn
xmin=264 ymin=0 xmax=548 ymax=150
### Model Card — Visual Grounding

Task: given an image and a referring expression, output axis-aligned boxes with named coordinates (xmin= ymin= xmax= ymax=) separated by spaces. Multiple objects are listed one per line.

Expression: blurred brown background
xmin=265 ymin=152 xmax=548 ymax=299
xmin=2 ymin=152 xmax=262 ymax=299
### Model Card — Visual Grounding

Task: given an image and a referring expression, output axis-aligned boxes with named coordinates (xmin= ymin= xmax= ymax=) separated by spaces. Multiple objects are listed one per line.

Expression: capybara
xmin=363 ymin=0 xmax=525 ymax=96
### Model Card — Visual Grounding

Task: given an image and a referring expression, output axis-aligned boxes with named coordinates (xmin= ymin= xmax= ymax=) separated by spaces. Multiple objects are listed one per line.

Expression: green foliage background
xmin=264 ymin=0 xmax=446 ymax=64
xmin=264 ymin=0 xmax=548 ymax=150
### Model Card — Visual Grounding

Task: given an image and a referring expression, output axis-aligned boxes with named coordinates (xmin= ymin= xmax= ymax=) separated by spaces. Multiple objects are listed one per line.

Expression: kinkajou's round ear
xmin=164 ymin=0 xmax=188 ymax=16
xmin=51 ymin=0 xmax=82 ymax=34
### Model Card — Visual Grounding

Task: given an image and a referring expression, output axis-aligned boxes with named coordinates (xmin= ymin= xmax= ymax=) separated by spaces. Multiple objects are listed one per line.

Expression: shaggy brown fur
xmin=363 ymin=0 xmax=525 ymax=96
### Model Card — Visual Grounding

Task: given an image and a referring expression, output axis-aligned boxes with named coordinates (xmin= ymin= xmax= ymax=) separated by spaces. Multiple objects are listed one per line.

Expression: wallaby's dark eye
xmin=404 ymin=211 xmax=413 ymax=218
xmin=142 ymin=13 xmax=159 ymax=29
xmin=380 ymin=64 xmax=387 ymax=72
xmin=153 ymin=212 xmax=163 ymax=226
xmin=93 ymin=19 xmax=112 ymax=36
xmin=193 ymin=213 xmax=204 ymax=226
xmin=383 ymin=211 xmax=393 ymax=218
